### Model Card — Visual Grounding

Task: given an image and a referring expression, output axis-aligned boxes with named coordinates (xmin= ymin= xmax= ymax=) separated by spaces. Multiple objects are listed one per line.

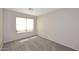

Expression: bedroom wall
xmin=3 ymin=9 xmax=37 ymax=43
xmin=0 ymin=8 xmax=3 ymax=50
xmin=37 ymin=8 xmax=79 ymax=50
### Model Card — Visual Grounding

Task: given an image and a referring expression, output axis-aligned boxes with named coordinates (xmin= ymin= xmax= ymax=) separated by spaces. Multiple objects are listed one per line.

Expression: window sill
xmin=16 ymin=31 xmax=26 ymax=34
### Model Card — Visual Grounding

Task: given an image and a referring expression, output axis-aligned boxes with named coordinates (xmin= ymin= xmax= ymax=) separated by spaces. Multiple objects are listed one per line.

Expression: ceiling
xmin=5 ymin=8 xmax=58 ymax=16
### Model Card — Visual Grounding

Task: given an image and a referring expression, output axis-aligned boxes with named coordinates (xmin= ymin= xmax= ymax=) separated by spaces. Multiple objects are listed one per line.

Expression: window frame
xmin=16 ymin=17 xmax=34 ymax=33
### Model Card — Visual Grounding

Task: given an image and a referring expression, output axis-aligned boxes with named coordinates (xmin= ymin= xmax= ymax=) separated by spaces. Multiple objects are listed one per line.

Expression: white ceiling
xmin=5 ymin=8 xmax=58 ymax=16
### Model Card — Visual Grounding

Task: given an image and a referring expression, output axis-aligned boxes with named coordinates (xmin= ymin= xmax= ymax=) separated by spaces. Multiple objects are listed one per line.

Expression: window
xmin=16 ymin=17 xmax=34 ymax=33
xmin=27 ymin=19 xmax=34 ymax=32
xmin=16 ymin=17 xmax=27 ymax=33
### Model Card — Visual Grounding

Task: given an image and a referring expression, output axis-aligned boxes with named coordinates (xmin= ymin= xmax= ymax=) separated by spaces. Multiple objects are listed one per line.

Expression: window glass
xmin=16 ymin=17 xmax=27 ymax=33
xmin=27 ymin=19 xmax=34 ymax=32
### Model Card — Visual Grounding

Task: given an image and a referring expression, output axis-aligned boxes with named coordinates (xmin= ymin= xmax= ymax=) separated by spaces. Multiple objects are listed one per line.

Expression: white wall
xmin=3 ymin=9 xmax=37 ymax=43
xmin=0 ymin=9 xmax=3 ymax=50
xmin=37 ymin=8 xmax=79 ymax=50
